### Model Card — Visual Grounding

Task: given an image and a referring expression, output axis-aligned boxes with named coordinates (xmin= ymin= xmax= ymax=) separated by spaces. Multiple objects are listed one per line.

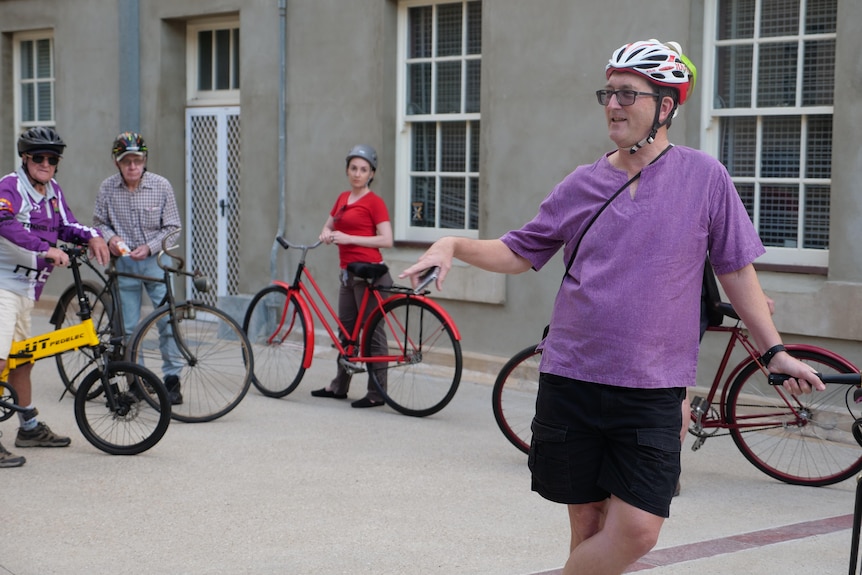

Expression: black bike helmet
xmin=112 ymin=132 xmax=148 ymax=160
xmin=17 ymin=127 xmax=66 ymax=157
xmin=345 ymin=144 xmax=378 ymax=171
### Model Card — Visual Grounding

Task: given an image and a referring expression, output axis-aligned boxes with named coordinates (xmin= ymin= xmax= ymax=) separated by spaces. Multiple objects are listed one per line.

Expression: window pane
xmin=436 ymin=61 xmax=462 ymax=114
xmin=36 ymin=39 xmax=51 ymax=78
xmin=466 ymin=1 xmax=481 ymax=55
xmin=806 ymin=0 xmax=837 ymax=33
xmin=720 ymin=117 xmax=757 ymax=177
xmin=760 ymin=0 xmax=799 ymax=37
xmin=36 ymin=82 xmax=53 ymax=122
xmin=804 ymin=185 xmax=830 ymax=249
xmin=757 ymin=42 xmax=797 ymax=107
xmin=20 ymin=40 xmax=34 ymax=79
xmin=411 ymin=177 xmax=436 ymax=228
xmin=439 ymin=177 xmax=465 ymax=229
xmin=20 ymin=84 xmax=34 ymax=122
xmin=806 ymin=115 xmax=832 ymax=179
xmin=465 ymin=60 xmax=480 ymax=113
xmin=469 ymin=176 xmax=479 ymax=230
xmin=198 ymin=30 xmax=213 ymax=90
xmin=761 ymin=117 xmax=801 ymax=178
xmin=802 ymin=39 xmax=834 ymax=106
xmin=215 ymin=29 xmax=231 ymax=90
xmin=715 ymin=45 xmax=752 ymax=108
xmin=407 ymin=63 xmax=431 ymax=115
xmin=409 ymin=6 xmax=432 ymax=59
xmin=736 ymin=182 xmax=755 ymax=221
xmin=437 ymin=3 xmax=462 ymax=57
xmin=760 ymin=185 xmax=799 ymax=247
xmin=470 ymin=120 xmax=480 ymax=172
xmin=717 ymin=0 xmax=755 ymax=39
xmin=412 ymin=123 xmax=436 ymax=172
xmin=441 ymin=122 xmax=466 ymax=172
xmin=232 ymin=29 xmax=241 ymax=89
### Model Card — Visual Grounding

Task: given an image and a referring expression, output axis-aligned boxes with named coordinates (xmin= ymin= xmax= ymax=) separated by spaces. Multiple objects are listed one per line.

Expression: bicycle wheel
xmin=492 ymin=345 xmax=541 ymax=454
xmin=364 ymin=296 xmax=461 ymax=417
xmin=74 ymin=361 xmax=171 ymax=455
xmin=242 ymin=285 xmax=308 ymax=398
xmin=52 ymin=281 xmax=114 ymax=395
xmin=128 ymin=302 xmax=253 ymax=423
xmin=0 ymin=383 xmax=20 ymax=422
xmin=727 ymin=349 xmax=862 ymax=486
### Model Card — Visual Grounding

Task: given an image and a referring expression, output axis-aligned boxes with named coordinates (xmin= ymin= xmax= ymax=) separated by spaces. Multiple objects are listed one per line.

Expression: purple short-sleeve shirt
xmin=500 ymin=146 xmax=764 ymax=389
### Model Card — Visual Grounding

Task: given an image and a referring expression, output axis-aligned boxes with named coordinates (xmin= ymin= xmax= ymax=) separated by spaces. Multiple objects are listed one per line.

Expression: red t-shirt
xmin=330 ymin=190 xmax=390 ymax=268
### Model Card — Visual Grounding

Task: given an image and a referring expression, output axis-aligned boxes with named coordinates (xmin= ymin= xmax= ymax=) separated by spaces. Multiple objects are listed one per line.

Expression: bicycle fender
xmin=369 ymin=294 xmax=462 ymax=341
xmin=271 ymin=281 xmax=315 ymax=368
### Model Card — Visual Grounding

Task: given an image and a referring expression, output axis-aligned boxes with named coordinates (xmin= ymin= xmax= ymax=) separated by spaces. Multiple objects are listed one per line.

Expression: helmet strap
xmin=628 ymin=100 xmax=677 ymax=154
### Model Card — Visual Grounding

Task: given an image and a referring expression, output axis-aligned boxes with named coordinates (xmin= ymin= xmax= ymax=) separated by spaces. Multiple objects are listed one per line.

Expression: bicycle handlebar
xmin=768 ymin=372 xmax=862 ymax=385
xmin=276 ymin=237 xmax=323 ymax=251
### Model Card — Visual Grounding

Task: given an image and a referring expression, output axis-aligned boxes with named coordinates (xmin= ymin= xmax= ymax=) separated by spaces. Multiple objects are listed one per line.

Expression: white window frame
xmin=12 ymin=30 xmax=55 ymax=140
xmin=395 ymin=0 xmax=481 ymax=243
xmin=186 ymin=16 xmax=240 ymax=107
xmin=701 ymin=0 xmax=834 ymax=268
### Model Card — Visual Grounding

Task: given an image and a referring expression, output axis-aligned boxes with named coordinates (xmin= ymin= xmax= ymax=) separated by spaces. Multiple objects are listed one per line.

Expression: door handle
xmin=219 ymin=199 xmax=226 ymax=216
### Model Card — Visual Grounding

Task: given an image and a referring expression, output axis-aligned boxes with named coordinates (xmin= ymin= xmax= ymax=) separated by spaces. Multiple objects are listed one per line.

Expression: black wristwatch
xmin=759 ymin=344 xmax=787 ymax=367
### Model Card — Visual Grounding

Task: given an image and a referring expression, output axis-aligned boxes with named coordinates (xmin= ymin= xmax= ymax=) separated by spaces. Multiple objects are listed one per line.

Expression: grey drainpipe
xmin=118 ymin=0 xmax=140 ymax=133
xmin=271 ymin=0 xmax=288 ymax=280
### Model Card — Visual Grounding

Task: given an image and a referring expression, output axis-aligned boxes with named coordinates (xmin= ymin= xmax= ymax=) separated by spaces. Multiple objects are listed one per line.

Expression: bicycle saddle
xmin=346 ymin=262 xmax=389 ymax=281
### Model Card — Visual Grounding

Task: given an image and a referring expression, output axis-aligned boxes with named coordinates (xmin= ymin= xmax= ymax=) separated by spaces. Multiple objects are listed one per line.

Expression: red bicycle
xmin=493 ymin=300 xmax=862 ymax=487
xmin=242 ymin=237 xmax=462 ymax=417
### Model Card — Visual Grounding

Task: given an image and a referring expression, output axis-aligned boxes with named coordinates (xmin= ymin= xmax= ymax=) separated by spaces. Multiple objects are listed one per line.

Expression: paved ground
xmin=0 ymin=307 xmax=859 ymax=575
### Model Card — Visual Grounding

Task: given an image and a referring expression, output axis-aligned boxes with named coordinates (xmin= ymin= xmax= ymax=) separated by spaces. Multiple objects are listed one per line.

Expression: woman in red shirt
xmin=312 ymin=145 xmax=393 ymax=408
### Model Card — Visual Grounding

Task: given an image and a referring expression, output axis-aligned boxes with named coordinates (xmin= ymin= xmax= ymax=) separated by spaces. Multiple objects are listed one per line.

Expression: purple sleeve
xmin=0 ymin=185 xmax=51 ymax=253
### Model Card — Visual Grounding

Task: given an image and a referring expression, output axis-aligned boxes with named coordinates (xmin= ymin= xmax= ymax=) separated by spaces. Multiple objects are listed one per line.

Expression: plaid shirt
xmin=94 ymin=171 xmax=181 ymax=256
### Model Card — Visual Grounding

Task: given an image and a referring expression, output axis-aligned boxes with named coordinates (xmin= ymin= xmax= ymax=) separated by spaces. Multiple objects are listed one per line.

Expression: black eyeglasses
xmin=28 ymin=154 xmax=61 ymax=166
xmin=596 ymin=89 xmax=660 ymax=106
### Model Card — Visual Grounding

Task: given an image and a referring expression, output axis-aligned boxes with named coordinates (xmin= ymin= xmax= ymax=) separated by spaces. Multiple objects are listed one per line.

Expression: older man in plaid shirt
xmin=94 ymin=132 xmax=184 ymax=404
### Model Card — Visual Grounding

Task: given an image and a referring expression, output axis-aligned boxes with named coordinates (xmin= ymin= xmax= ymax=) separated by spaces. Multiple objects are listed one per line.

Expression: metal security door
xmin=185 ymin=107 xmax=241 ymax=306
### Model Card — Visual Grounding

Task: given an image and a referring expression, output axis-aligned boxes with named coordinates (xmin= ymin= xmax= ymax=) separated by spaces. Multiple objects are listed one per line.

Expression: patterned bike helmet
xmin=606 ymin=39 xmax=697 ymax=105
xmin=112 ymin=132 xmax=148 ymax=160
xmin=17 ymin=126 xmax=66 ymax=157
xmin=345 ymin=144 xmax=378 ymax=171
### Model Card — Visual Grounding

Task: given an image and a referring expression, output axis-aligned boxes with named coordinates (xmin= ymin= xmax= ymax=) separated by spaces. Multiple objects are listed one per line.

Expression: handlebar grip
xmin=768 ymin=372 xmax=862 ymax=385
xmin=277 ymin=236 xmax=290 ymax=249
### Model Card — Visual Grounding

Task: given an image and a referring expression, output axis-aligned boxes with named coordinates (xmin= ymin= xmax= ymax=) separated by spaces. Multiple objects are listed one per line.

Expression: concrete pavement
xmin=0 ymin=306 xmax=858 ymax=575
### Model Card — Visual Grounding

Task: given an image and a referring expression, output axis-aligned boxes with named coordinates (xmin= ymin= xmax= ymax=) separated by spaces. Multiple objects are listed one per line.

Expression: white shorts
xmin=0 ymin=289 xmax=34 ymax=361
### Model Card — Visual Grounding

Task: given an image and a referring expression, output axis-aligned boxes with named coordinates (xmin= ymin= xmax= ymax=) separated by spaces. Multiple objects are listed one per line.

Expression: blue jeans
xmin=115 ymin=255 xmax=183 ymax=377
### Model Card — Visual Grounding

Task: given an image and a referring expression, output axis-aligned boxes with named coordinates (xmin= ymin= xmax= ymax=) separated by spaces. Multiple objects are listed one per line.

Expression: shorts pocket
xmin=529 ymin=418 xmax=569 ymax=494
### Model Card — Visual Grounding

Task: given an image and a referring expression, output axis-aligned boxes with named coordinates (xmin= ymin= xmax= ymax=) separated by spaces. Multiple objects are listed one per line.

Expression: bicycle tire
xmin=727 ymin=348 xmax=862 ymax=486
xmin=53 ymin=281 xmax=115 ymax=396
xmin=127 ymin=302 xmax=253 ymax=423
xmin=242 ymin=285 xmax=308 ymax=398
xmin=492 ymin=345 xmax=541 ymax=454
xmin=74 ymin=361 xmax=171 ymax=455
xmin=0 ymin=383 xmax=20 ymax=422
xmin=364 ymin=296 xmax=461 ymax=417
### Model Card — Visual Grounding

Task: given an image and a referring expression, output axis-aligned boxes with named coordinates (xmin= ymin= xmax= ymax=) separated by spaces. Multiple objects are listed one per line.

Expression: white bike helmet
xmin=606 ymin=39 xmax=696 ymax=105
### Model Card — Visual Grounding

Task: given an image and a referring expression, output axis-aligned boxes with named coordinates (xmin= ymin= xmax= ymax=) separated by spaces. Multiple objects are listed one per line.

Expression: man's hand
xmin=44 ymin=246 xmax=69 ymax=267
xmin=769 ymin=351 xmax=825 ymax=394
xmin=399 ymin=237 xmax=456 ymax=291
xmin=88 ymin=237 xmax=110 ymax=266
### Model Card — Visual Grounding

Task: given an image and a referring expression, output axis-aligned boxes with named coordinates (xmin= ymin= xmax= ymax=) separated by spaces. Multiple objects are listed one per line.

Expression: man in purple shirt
xmin=401 ymin=40 xmax=823 ymax=575
xmin=0 ymin=127 xmax=109 ymax=468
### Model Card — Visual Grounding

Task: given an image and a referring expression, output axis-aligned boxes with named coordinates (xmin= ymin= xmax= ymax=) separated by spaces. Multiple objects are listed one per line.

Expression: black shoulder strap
xmin=561 ymin=144 xmax=674 ymax=283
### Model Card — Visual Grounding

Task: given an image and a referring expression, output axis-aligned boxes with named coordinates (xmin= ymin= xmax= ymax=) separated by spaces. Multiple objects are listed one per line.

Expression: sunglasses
xmin=28 ymin=154 xmax=61 ymax=166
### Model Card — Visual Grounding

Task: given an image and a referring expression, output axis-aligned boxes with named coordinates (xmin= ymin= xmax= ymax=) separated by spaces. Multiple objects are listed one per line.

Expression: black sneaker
xmin=164 ymin=375 xmax=183 ymax=405
xmin=0 ymin=439 xmax=25 ymax=467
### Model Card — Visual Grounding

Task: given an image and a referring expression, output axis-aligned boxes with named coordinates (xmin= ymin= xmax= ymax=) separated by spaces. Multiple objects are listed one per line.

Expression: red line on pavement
xmin=528 ymin=514 xmax=853 ymax=574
